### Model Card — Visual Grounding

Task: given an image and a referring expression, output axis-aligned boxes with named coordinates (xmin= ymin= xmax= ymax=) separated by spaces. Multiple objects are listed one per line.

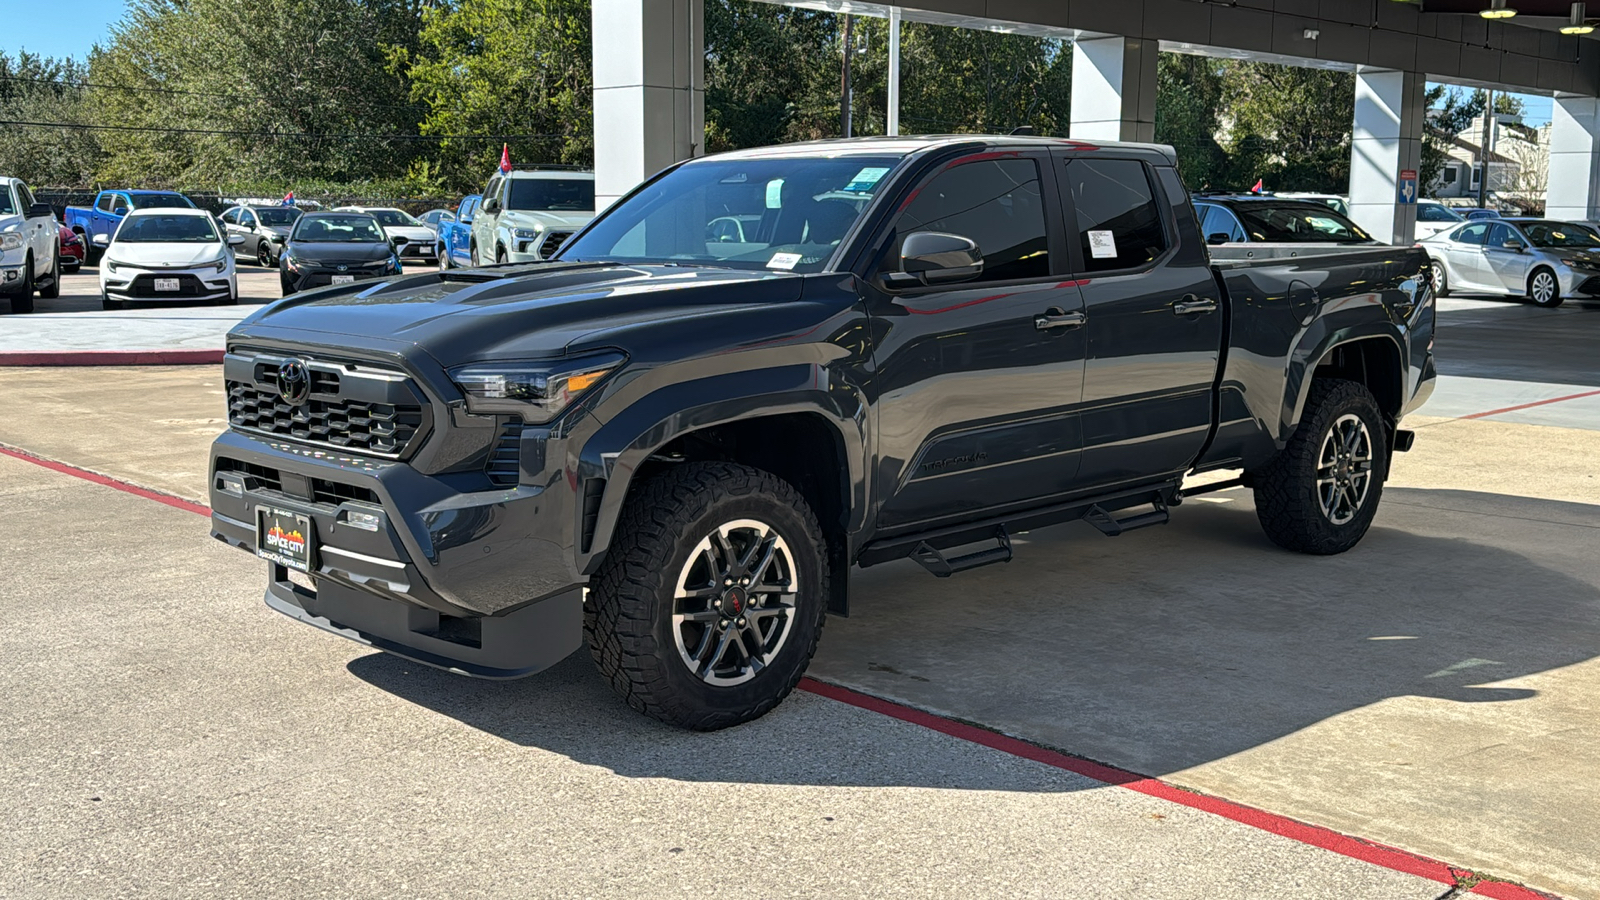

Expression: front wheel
xmin=1429 ymin=258 xmax=1449 ymax=297
xmin=586 ymin=461 xmax=828 ymax=730
xmin=437 ymin=244 xmax=451 ymax=271
xmin=258 ymin=243 xmax=274 ymax=269
xmin=1250 ymin=379 xmax=1388 ymax=555
xmin=1527 ymin=267 xmax=1563 ymax=308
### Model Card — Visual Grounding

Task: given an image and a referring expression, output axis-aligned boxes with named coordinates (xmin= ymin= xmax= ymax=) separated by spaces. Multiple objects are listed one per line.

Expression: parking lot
xmin=2 ymin=293 xmax=1598 ymax=899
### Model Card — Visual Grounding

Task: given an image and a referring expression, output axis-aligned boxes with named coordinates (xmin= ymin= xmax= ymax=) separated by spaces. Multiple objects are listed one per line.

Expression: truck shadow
xmin=348 ymin=486 xmax=1600 ymax=790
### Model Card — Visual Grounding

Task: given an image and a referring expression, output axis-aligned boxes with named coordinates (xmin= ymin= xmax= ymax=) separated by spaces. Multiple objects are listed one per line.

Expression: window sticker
xmin=766 ymin=179 xmax=785 ymax=209
xmin=1087 ymin=229 xmax=1118 ymax=259
xmin=843 ymin=167 xmax=890 ymax=193
xmin=767 ymin=252 xmax=803 ymax=270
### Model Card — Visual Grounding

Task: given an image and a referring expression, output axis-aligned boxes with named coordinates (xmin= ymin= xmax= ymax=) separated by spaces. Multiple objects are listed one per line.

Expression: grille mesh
xmin=538 ymin=232 xmax=571 ymax=258
xmin=227 ymin=382 xmax=421 ymax=456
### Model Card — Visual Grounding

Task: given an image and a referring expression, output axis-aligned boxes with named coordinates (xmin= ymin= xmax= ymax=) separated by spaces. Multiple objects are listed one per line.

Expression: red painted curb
xmin=0 ymin=349 xmax=224 ymax=367
xmin=0 ymin=445 xmax=1565 ymax=899
xmin=0 ymin=446 xmax=211 ymax=516
xmin=1464 ymin=388 xmax=1600 ymax=420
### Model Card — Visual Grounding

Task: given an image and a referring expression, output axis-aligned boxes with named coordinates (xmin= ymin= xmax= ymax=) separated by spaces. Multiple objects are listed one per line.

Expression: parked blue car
xmin=436 ymin=194 xmax=481 ymax=270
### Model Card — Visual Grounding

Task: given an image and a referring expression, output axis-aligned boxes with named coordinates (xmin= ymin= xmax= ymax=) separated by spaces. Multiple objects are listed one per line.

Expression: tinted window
xmin=891 ymin=158 xmax=1049 ymax=283
xmin=239 ymin=209 xmax=256 ymax=227
xmin=256 ymin=208 xmax=301 ymax=226
xmin=18 ymin=183 xmax=35 ymax=210
xmin=1418 ymin=204 xmax=1462 ymax=223
xmin=368 ymin=209 xmax=420 ymax=227
xmin=97 ymin=193 xmax=116 ymax=213
xmin=292 ymin=215 xmax=386 ymax=243
xmin=127 ymin=192 xmax=194 ymax=210
xmin=0 ymin=186 xmax=14 ymax=216
xmin=1230 ymin=203 xmax=1371 ymax=243
xmin=1066 ymin=159 xmax=1168 ymax=272
xmin=1455 ymin=222 xmax=1489 ymax=245
xmin=1485 ymin=223 xmax=1515 ymax=248
xmin=506 ymin=178 xmax=596 ymax=212
xmin=221 ymin=209 xmax=240 ymax=225
xmin=1197 ymin=203 xmax=1244 ymax=242
xmin=114 ymin=214 xmax=219 ymax=243
xmin=1520 ymin=220 xmax=1600 ymax=249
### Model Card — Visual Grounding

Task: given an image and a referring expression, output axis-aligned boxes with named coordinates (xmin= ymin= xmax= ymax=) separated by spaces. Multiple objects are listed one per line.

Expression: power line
xmin=0 ymin=119 xmax=568 ymax=141
xmin=0 ymin=73 xmax=428 ymax=113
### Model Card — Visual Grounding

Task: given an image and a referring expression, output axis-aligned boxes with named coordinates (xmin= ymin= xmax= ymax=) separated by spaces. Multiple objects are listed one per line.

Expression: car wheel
xmin=437 ymin=245 xmax=450 ymax=271
xmin=82 ymin=236 xmax=100 ymax=266
xmin=6 ymin=252 xmax=35 ymax=313
xmin=39 ymin=248 xmax=60 ymax=299
xmin=1249 ymin=379 xmax=1388 ymax=556
xmin=1527 ymin=267 xmax=1563 ymax=308
xmin=496 ymin=246 xmax=508 ymax=265
xmin=1429 ymin=258 xmax=1448 ymax=297
xmin=101 ymin=290 xmax=122 ymax=311
xmin=586 ymin=461 xmax=829 ymax=730
xmin=258 ymin=243 xmax=274 ymax=269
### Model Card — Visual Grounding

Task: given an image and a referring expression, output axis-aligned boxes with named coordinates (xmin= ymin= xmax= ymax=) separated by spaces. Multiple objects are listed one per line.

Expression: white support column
xmin=1068 ymin=36 xmax=1156 ymax=142
xmin=1348 ymin=67 xmax=1424 ymax=246
xmin=1545 ymin=95 xmax=1600 ymax=221
xmin=887 ymin=7 xmax=901 ymax=136
xmin=592 ymin=0 xmax=704 ymax=211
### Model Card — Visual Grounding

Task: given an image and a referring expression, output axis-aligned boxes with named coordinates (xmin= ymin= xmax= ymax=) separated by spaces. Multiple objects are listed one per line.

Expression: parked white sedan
xmin=334 ymin=206 xmax=437 ymax=264
xmin=99 ymin=207 xmax=243 ymax=310
xmin=1419 ymin=218 xmax=1600 ymax=309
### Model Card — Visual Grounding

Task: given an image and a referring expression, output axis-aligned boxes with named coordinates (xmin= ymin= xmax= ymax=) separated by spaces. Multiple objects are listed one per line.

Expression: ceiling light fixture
xmin=1481 ymin=0 xmax=1517 ymax=18
xmin=1562 ymin=1 xmax=1594 ymax=33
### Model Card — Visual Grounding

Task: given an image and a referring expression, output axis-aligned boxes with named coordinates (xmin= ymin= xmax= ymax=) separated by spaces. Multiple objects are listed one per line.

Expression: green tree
xmin=395 ymin=0 xmax=593 ymax=191
xmin=0 ymin=51 xmax=104 ymax=186
xmin=1154 ymin=53 xmax=1226 ymax=190
xmin=1219 ymin=60 xmax=1355 ymax=193
xmin=705 ymin=0 xmax=838 ymax=150
xmin=1420 ymin=85 xmax=1485 ymax=194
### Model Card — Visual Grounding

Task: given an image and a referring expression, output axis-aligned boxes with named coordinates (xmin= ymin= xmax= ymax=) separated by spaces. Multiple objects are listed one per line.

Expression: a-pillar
xmin=1545 ymin=95 xmax=1600 ymax=221
xmin=1348 ymin=67 xmax=1424 ymax=245
xmin=592 ymin=0 xmax=704 ymax=211
xmin=1069 ymin=36 xmax=1156 ymax=142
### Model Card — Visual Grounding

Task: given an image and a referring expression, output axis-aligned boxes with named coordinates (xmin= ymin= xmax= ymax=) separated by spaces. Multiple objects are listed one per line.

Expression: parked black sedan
xmin=221 ymin=205 xmax=304 ymax=268
xmin=279 ymin=212 xmax=402 ymax=295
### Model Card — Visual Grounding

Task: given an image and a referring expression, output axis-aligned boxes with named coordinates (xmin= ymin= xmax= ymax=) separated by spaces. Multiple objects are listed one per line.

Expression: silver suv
xmin=472 ymin=168 xmax=596 ymax=265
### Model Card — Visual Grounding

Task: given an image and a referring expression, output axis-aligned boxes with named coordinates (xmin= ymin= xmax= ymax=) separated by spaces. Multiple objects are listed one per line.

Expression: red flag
xmin=281 ymin=191 xmax=294 ymax=207
xmin=1251 ymin=179 xmax=1264 ymax=193
xmin=499 ymin=144 xmax=512 ymax=174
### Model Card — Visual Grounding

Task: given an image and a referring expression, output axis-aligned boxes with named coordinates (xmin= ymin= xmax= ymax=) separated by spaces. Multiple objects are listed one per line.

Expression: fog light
xmin=217 ymin=473 xmax=245 ymax=496
xmin=342 ymin=509 xmax=382 ymax=531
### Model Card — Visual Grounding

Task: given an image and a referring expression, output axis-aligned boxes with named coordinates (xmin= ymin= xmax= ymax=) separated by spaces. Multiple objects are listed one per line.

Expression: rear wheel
xmin=1250 ymin=379 xmax=1388 ymax=555
xmin=586 ymin=461 xmax=828 ymax=730
xmin=1527 ymin=267 xmax=1563 ymax=308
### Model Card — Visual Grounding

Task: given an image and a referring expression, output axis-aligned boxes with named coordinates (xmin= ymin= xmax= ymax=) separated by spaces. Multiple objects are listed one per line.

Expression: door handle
xmin=1173 ymin=296 xmax=1218 ymax=315
xmin=1034 ymin=308 xmax=1087 ymax=330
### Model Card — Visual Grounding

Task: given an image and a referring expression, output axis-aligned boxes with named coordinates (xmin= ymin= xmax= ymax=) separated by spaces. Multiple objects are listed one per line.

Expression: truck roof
xmin=705 ymin=134 xmax=1178 ymax=163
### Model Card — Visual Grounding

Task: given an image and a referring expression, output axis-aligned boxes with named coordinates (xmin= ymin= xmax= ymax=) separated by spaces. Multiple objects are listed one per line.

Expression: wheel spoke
xmin=746 ymin=537 xmax=780 ymax=585
xmin=699 ymin=628 xmax=735 ymax=678
xmin=673 ymin=607 xmax=721 ymax=624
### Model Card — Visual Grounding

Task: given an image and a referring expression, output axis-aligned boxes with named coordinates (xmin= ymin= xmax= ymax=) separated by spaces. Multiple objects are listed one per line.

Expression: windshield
xmin=506 ymin=178 xmax=595 ymax=212
xmin=255 ymin=208 xmax=301 ymax=226
xmin=115 ymin=214 xmax=218 ymax=243
xmin=1519 ymin=221 xmax=1600 ymax=249
xmin=560 ymin=156 xmax=897 ymax=272
xmin=1232 ymin=203 xmax=1373 ymax=243
xmin=1418 ymin=203 xmax=1463 ymax=223
xmin=368 ymin=209 xmax=421 ymax=227
xmin=0 ymin=186 xmax=15 ymax=216
xmin=127 ymin=192 xmax=195 ymax=210
xmin=292 ymin=215 xmax=386 ymax=243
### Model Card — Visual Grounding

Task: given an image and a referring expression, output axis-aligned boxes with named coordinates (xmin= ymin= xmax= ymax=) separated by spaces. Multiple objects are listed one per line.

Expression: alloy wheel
xmin=1316 ymin=414 xmax=1373 ymax=526
xmin=258 ymin=244 xmax=273 ymax=268
xmin=671 ymin=518 xmax=798 ymax=687
xmin=1531 ymin=270 xmax=1557 ymax=305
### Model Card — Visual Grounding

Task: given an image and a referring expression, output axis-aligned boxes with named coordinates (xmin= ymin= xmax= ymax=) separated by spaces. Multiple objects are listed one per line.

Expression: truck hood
xmin=231 ymin=263 xmax=806 ymax=364
xmin=497 ymin=209 xmax=594 ymax=232
xmin=0 ymin=213 xmax=22 ymax=233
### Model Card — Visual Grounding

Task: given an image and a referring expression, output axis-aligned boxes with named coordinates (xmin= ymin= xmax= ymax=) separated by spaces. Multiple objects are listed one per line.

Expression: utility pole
xmin=1478 ymin=89 xmax=1494 ymax=209
xmin=841 ymin=15 xmax=854 ymax=138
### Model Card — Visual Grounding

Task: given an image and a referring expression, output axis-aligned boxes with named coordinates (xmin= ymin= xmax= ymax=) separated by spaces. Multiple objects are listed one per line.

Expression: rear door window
xmin=891 ymin=157 xmax=1050 ymax=284
xmin=1064 ymin=159 xmax=1169 ymax=272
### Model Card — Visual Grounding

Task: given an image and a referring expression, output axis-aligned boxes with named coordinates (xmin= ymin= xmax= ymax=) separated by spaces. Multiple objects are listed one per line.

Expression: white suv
xmin=471 ymin=169 xmax=595 ymax=265
xmin=0 ymin=176 xmax=62 ymax=313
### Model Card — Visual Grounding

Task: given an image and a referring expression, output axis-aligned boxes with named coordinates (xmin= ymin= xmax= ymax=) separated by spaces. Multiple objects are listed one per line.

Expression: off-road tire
xmin=1527 ymin=266 xmax=1563 ymax=308
xmin=585 ymin=461 xmax=828 ymax=730
xmin=39 ymin=248 xmax=60 ymax=299
xmin=7 ymin=253 xmax=35 ymax=313
xmin=1250 ymin=379 xmax=1388 ymax=555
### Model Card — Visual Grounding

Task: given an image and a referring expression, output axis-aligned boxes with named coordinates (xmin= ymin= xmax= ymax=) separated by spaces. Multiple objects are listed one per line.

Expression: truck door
xmin=474 ymin=177 xmax=502 ymax=264
xmin=454 ymin=196 xmax=479 ymax=263
xmin=1057 ymin=156 xmax=1224 ymax=488
xmin=864 ymin=151 xmax=1087 ymax=532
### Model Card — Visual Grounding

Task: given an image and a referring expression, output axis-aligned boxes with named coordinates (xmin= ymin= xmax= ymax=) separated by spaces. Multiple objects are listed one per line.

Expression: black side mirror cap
xmin=884 ymin=231 xmax=984 ymax=288
xmin=1207 ymin=232 xmax=1232 ymax=245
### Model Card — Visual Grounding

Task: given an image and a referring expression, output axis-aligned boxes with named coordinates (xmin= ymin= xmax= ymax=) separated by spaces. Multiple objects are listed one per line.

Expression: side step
xmin=911 ymin=526 xmax=1012 ymax=578
xmin=1082 ymin=499 xmax=1169 ymax=537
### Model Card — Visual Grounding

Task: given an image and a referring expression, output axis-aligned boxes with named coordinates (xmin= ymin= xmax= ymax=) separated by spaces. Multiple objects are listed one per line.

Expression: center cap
xmin=722 ymin=587 xmax=748 ymax=616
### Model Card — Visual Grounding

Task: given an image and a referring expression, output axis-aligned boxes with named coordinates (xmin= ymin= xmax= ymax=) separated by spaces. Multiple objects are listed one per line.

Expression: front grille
xmin=311 ymin=478 xmax=380 ymax=505
xmin=486 ymin=422 xmax=523 ymax=486
xmin=538 ymin=232 xmax=571 ymax=258
xmin=227 ymin=383 xmax=422 ymax=456
xmin=125 ymin=273 xmax=214 ymax=298
xmin=1577 ymin=275 xmax=1600 ymax=295
xmin=216 ymin=458 xmax=282 ymax=492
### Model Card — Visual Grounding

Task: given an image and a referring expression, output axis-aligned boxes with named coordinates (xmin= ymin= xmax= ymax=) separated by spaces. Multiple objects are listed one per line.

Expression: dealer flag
xmin=500 ymin=144 xmax=512 ymax=174
xmin=1251 ymin=179 xmax=1264 ymax=193
xmin=281 ymin=191 xmax=295 ymax=206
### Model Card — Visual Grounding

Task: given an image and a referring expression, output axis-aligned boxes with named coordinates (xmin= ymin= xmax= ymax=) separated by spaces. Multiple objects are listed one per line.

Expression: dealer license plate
xmin=331 ymin=274 xmax=356 ymax=284
xmin=154 ymin=277 xmax=180 ymax=292
xmin=256 ymin=507 xmax=314 ymax=572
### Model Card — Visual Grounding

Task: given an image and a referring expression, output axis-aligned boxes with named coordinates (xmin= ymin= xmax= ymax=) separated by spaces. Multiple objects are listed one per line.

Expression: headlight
xmin=0 ymin=233 xmax=22 ymax=252
xmin=1560 ymin=258 xmax=1593 ymax=269
xmin=449 ymin=352 xmax=625 ymax=422
xmin=512 ymin=227 xmax=544 ymax=240
xmin=105 ymin=258 xmax=120 ymax=273
xmin=284 ymin=255 xmax=300 ymax=272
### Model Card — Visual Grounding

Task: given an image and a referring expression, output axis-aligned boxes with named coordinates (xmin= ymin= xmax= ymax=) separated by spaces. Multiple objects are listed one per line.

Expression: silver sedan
xmin=1419 ymin=218 xmax=1600 ymax=308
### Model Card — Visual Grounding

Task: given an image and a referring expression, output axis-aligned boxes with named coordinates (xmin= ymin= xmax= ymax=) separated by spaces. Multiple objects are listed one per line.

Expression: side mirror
xmin=1207 ymin=232 xmax=1232 ymax=245
xmin=227 ymin=233 xmax=246 ymax=246
xmin=390 ymin=235 xmax=407 ymax=248
xmin=113 ymin=206 xmax=129 ymax=217
xmin=1502 ymin=239 xmax=1526 ymax=252
xmin=270 ymin=233 xmax=286 ymax=243
xmin=92 ymin=233 xmax=110 ymax=247
xmin=27 ymin=202 xmax=53 ymax=219
xmin=882 ymin=231 xmax=984 ymax=288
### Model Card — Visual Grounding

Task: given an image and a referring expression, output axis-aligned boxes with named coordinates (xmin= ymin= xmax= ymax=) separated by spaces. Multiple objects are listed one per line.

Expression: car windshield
xmin=1232 ymin=203 xmax=1373 ymax=243
xmin=115 ymin=214 xmax=218 ymax=243
xmin=0 ymin=187 xmax=15 ymax=216
xmin=368 ymin=209 xmax=420 ymax=227
xmin=506 ymin=178 xmax=595 ymax=212
xmin=560 ymin=156 xmax=898 ymax=272
xmin=1419 ymin=203 xmax=1463 ymax=223
xmin=292 ymin=215 xmax=386 ymax=243
xmin=255 ymin=208 xmax=301 ymax=226
xmin=1518 ymin=221 xmax=1600 ymax=249
xmin=127 ymin=193 xmax=195 ymax=210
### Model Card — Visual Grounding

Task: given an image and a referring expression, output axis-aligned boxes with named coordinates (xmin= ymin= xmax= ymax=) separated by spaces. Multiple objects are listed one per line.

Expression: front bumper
xmin=104 ymin=265 xmax=232 ymax=301
xmin=283 ymin=266 xmax=391 ymax=292
xmin=208 ymin=426 xmax=585 ymax=678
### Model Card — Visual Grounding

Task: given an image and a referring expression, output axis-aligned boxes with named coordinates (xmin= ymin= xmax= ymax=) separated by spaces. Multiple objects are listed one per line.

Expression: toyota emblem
xmin=277 ymin=359 xmax=311 ymax=405
xmin=336 ymin=264 xmax=348 ymax=272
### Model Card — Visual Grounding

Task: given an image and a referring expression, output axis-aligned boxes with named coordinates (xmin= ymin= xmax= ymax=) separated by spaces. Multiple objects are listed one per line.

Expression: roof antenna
xmin=1010 ymin=125 xmax=1036 ymax=135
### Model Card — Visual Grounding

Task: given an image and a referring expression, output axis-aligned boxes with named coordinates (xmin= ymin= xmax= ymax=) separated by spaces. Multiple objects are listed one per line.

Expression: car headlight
xmin=1560 ymin=258 xmax=1594 ymax=269
xmin=448 ymin=352 xmax=625 ymax=422
xmin=386 ymin=255 xmax=401 ymax=273
xmin=105 ymin=258 xmax=120 ymax=273
xmin=512 ymin=227 xmax=543 ymax=240
xmin=1 ymin=232 xmax=23 ymax=252
xmin=284 ymin=254 xmax=300 ymax=272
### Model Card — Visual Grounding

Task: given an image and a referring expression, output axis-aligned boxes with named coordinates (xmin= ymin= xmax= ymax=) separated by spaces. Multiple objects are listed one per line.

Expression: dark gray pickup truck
xmin=208 ymin=136 xmax=1436 ymax=729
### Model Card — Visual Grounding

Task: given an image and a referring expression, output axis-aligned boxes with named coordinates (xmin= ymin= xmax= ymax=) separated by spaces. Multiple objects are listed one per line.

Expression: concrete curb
xmin=0 ymin=349 xmax=224 ymax=367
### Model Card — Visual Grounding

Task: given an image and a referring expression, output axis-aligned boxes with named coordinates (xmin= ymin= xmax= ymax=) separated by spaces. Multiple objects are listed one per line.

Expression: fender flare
xmin=574 ymin=364 xmax=868 ymax=573
xmin=1280 ymin=324 xmax=1405 ymax=444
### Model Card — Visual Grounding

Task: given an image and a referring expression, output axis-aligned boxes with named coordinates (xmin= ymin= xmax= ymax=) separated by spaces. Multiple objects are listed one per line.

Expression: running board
xmin=910 ymin=526 xmax=1012 ymax=578
xmin=1083 ymin=500 xmax=1169 ymax=537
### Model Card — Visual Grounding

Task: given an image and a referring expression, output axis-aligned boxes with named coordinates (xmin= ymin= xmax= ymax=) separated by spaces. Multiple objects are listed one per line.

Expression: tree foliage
xmin=1216 ymin=60 xmax=1355 ymax=193
xmin=0 ymin=52 xmax=104 ymax=185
